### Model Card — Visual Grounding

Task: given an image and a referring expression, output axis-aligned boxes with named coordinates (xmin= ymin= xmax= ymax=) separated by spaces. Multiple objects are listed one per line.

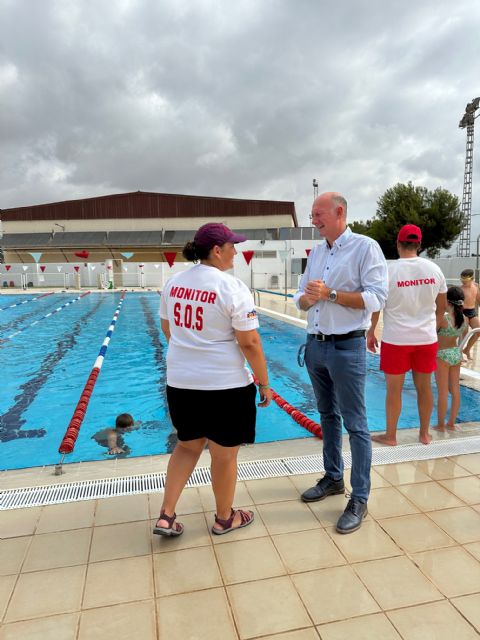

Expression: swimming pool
xmin=1 ymin=292 xmax=479 ymax=471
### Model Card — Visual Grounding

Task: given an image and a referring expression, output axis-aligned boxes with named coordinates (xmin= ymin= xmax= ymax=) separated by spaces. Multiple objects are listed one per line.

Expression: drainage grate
xmin=2 ymin=436 xmax=480 ymax=510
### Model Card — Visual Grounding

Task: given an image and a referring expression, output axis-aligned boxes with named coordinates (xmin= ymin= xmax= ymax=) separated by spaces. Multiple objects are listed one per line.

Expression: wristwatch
xmin=328 ymin=289 xmax=338 ymax=302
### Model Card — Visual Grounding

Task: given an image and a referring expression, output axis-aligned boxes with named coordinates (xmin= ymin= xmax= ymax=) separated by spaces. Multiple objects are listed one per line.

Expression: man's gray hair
xmin=331 ymin=194 xmax=348 ymax=216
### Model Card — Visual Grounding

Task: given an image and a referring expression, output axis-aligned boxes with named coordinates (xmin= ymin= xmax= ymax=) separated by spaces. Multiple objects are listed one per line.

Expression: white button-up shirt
xmin=293 ymin=227 xmax=388 ymax=335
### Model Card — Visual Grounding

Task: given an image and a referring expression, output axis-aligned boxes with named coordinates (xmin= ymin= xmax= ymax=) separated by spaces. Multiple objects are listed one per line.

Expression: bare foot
xmin=419 ymin=433 xmax=432 ymax=444
xmin=463 ymin=350 xmax=472 ymax=361
xmin=432 ymin=424 xmax=446 ymax=432
xmin=371 ymin=433 xmax=397 ymax=446
xmin=446 ymin=423 xmax=460 ymax=431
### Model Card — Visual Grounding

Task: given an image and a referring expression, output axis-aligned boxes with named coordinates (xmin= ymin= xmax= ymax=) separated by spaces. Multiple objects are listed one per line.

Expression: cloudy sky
xmin=1 ymin=0 xmax=479 ymax=250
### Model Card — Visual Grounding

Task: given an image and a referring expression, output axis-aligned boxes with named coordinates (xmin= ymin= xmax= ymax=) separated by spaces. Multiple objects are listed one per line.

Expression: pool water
xmin=1 ymin=292 xmax=478 ymax=471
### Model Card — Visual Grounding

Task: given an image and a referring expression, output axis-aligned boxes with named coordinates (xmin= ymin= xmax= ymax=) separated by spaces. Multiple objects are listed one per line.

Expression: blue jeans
xmin=305 ymin=334 xmax=371 ymax=502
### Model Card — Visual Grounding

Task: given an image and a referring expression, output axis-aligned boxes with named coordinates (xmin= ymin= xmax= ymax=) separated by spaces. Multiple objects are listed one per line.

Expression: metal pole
xmin=476 ymin=233 xmax=480 ymax=283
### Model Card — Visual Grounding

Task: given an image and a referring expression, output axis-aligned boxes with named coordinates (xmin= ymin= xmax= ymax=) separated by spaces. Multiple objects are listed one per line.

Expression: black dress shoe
xmin=336 ymin=497 xmax=368 ymax=534
xmin=301 ymin=476 xmax=345 ymax=502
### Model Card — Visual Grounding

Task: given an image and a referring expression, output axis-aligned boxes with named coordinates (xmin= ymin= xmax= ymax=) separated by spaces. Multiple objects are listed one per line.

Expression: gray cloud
xmin=0 ymin=0 xmax=479 ymax=247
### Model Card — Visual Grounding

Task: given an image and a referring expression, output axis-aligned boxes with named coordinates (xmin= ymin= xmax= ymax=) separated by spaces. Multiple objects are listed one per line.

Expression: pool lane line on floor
xmin=58 ymin=291 xmax=127 ymax=458
xmin=0 ymin=291 xmax=54 ymax=312
xmin=5 ymin=292 xmax=91 ymax=340
xmin=0 ymin=296 xmax=107 ymax=443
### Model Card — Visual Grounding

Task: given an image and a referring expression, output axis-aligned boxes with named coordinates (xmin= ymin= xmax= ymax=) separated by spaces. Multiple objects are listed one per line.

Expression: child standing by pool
xmin=434 ymin=286 xmax=468 ymax=431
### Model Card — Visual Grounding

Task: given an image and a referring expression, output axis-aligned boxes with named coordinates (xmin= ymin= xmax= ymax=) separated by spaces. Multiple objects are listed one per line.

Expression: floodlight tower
xmin=458 ymin=97 xmax=480 ymax=257
xmin=313 ymin=178 xmax=318 ymax=201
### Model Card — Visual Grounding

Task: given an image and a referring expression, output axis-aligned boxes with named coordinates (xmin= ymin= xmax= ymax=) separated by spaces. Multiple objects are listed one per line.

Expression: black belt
xmin=312 ymin=330 xmax=366 ymax=342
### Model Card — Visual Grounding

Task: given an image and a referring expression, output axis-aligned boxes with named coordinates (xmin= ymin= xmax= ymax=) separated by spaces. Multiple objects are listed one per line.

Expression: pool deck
xmin=1 ymin=291 xmax=480 ymax=639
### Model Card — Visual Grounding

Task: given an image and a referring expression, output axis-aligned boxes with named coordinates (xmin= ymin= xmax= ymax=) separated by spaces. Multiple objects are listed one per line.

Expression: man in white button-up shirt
xmin=294 ymin=192 xmax=388 ymax=534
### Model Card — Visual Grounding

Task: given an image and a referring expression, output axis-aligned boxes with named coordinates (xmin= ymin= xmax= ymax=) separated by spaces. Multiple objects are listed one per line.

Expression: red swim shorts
xmin=380 ymin=341 xmax=438 ymax=374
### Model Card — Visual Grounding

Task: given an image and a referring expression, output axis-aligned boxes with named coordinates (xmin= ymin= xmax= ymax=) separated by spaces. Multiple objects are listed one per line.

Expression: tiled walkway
xmin=1 ymin=455 xmax=480 ymax=639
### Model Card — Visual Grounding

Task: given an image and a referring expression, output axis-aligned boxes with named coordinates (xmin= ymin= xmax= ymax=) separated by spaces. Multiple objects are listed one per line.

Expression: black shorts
xmin=166 ymin=383 xmax=257 ymax=447
xmin=463 ymin=308 xmax=478 ymax=319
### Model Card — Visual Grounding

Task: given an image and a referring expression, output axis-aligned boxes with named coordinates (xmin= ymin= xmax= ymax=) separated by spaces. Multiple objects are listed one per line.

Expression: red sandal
xmin=153 ymin=511 xmax=184 ymax=537
xmin=212 ymin=508 xmax=254 ymax=535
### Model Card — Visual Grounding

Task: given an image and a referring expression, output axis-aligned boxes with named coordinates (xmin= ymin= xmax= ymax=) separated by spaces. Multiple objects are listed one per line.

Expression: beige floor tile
xmin=94 ymin=494 xmax=149 ymax=526
xmin=428 ymin=506 xmax=480 ymax=544
xmin=292 ymin=566 xmax=379 ymax=624
xmin=35 ymin=500 xmax=95 ymax=533
xmin=261 ymin=630 xmax=319 ymax=640
xmin=306 ymin=493 xmax=352 ymax=527
xmin=215 ymin=537 xmax=286 ymax=584
xmin=317 ymin=612 xmax=402 ymax=640
xmin=5 ymin=565 xmax=85 ymax=622
xmin=0 ymin=576 xmax=16 ymax=623
xmin=326 ymin=520 xmax=402 ymax=563
xmin=439 ymin=476 xmax=480 ymax=505
xmin=0 ymin=612 xmax=79 ymax=640
xmin=378 ymin=514 xmax=455 ymax=553
xmin=375 ymin=462 xmax=431 ymax=485
xmin=367 ymin=487 xmax=420 ymax=519
xmin=288 ymin=473 xmax=323 ymax=494
xmin=273 ymin=529 xmax=346 ymax=573
xmin=79 ymin=599 xmax=156 ymax=640
xmin=245 ymin=477 xmax=299 ymax=504
xmin=228 ymin=576 xmax=311 ymax=639
xmin=397 ymin=481 xmax=464 ymax=511
xmin=353 ymin=556 xmax=442 ymax=610
xmin=148 ymin=487 xmax=203 ymax=518
xmin=412 ymin=546 xmax=480 ymax=597
xmin=209 ymin=507 xmax=270 ymax=544
xmin=22 ymin=528 xmax=91 ymax=572
xmin=414 ymin=457 xmax=471 ymax=480
xmin=197 ymin=482 xmax=253 ymax=512
xmin=257 ymin=500 xmax=320 ymax=535
xmin=83 ymin=555 xmax=153 ymax=608
xmin=157 ymin=588 xmax=237 ymax=640
xmin=451 ymin=593 xmax=480 ymax=633
xmin=0 ymin=507 xmax=41 ymax=538
xmin=387 ymin=600 xmax=479 ymax=640
xmin=154 ymin=546 xmax=222 ymax=596
xmin=90 ymin=520 xmax=151 ymax=562
xmin=0 ymin=538 xmax=30 ymax=576
xmin=464 ymin=541 xmax=480 ymax=560
xmin=370 ymin=468 xmax=393 ymax=488
xmin=453 ymin=453 xmax=480 ymax=474
xmin=152 ymin=512 xmax=211 ymax=552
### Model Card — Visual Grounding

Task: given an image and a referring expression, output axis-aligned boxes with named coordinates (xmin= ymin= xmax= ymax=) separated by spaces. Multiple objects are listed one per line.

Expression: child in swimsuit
xmin=434 ymin=286 xmax=467 ymax=431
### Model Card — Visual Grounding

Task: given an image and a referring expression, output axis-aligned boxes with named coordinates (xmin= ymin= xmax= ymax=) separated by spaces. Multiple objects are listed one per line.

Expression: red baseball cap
xmin=397 ymin=224 xmax=422 ymax=243
xmin=194 ymin=223 xmax=247 ymax=250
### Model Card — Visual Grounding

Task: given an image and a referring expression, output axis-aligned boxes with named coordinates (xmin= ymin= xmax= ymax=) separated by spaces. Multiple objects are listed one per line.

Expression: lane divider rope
xmin=58 ymin=291 xmax=127 ymax=458
xmin=0 ymin=291 xmax=54 ymax=312
xmin=5 ymin=292 xmax=91 ymax=340
xmin=253 ymin=377 xmax=322 ymax=438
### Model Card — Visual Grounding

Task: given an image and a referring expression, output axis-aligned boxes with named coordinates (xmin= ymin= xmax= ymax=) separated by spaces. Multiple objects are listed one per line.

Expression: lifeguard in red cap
xmin=367 ymin=224 xmax=447 ymax=445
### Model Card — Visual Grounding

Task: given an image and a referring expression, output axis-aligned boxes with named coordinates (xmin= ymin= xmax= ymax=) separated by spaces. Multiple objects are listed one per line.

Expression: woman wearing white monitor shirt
xmin=154 ymin=223 xmax=271 ymax=537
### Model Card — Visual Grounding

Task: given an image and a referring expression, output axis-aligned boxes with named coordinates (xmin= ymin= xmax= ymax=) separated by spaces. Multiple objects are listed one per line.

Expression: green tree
xmin=355 ymin=182 xmax=465 ymax=259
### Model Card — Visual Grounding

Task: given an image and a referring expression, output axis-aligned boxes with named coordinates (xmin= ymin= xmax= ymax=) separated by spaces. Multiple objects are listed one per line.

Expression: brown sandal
xmin=212 ymin=508 xmax=254 ymax=535
xmin=153 ymin=510 xmax=184 ymax=537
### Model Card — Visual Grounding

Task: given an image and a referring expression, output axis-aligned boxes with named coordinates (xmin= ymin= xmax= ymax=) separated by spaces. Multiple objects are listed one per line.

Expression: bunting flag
xmin=163 ymin=252 xmax=176 ymax=267
xmin=306 ymin=249 xmax=311 ymax=257
xmin=123 ymin=266 xmax=128 ymax=272
xmin=139 ymin=263 xmax=145 ymax=269
xmin=74 ymin=250 xmax=89 ymax=259
xmin=22 ymin=265 xmax=29 ymax=271
xmin=91 ymin=265 xmax=96 ymax=271
xmin=278 ymin=250 xmax=289 ymax=261
xmin=154 ymin=264 xmax=160 ymax=269
xmin=120 ymin=252 xmax=134 ymax=259
xmin=29 ymin=252 xmax=42 ymax=263
xmin=242 ymin=250 xmax=255 ymax=266
xmin=40 ymin=265 xmax=46 ymax=272
xmin=74 ymin=266 xmax=80 ymax=272
xmin=57 ymin=266 xmax=63 ymax=272
xmin=5 ymin=265 xmax=11 ymax=271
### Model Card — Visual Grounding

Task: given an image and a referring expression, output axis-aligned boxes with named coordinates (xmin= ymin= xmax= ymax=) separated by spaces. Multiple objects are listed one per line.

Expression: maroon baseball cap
xmin=194 ymin=223 xmax=247 ymax=250
xmin=397 ymin=224 xmax=422 ymax=243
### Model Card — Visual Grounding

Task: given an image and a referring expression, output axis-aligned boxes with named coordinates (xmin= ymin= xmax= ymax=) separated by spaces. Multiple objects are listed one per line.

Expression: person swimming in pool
xmin=92 ymin=413 xmax=138 ymax=456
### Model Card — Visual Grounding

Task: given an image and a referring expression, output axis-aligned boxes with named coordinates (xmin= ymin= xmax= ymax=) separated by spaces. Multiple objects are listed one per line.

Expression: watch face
xmin=329 ymin=290 xmax=337 ymax=301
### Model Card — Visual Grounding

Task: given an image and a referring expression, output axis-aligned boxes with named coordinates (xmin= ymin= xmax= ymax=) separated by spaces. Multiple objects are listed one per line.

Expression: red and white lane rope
xmin=58 ymin=291 xmax=127 ymax=456
xmin=0 ymin=291 xmax=54 ymax=312
xmin=6 ymin=292 xmax=91 ymax=340
xmin=254 ymin=378 xmax=322 ymax=438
